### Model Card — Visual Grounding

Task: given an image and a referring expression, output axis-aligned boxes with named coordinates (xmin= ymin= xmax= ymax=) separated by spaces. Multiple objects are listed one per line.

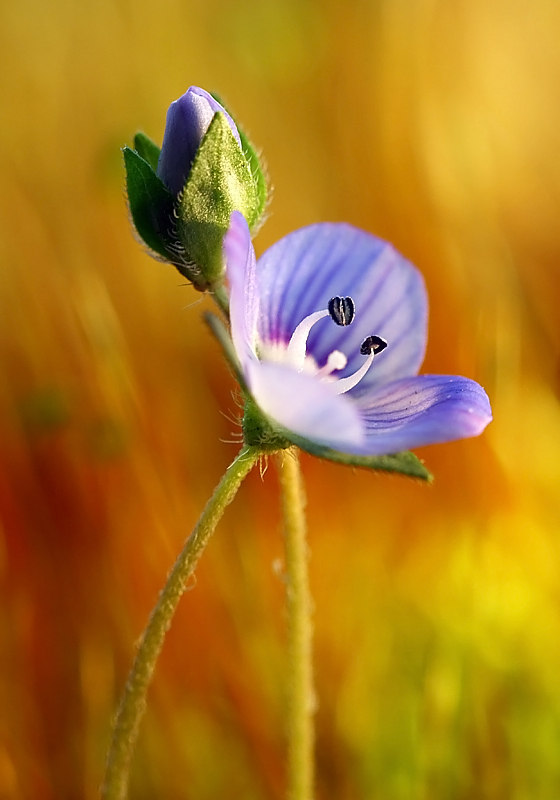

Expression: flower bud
xmin=157 ymin=87 xmax=241 ymax=197
xmin=123 ymin=87 xmax=268 ymax=291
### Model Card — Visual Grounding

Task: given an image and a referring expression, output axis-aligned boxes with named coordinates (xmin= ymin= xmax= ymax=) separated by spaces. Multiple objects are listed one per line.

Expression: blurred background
xmin=1 ymin=0 xmax=560 ymax=797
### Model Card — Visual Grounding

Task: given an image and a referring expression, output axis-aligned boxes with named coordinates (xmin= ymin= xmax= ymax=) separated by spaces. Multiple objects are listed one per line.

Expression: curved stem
xmin=101 ymin=445 xmax=260 ymax=800
xmin=277 ymin=448 xmax=315 ymax=800
xmin=210 ymin=282 xmax=230 ymax=318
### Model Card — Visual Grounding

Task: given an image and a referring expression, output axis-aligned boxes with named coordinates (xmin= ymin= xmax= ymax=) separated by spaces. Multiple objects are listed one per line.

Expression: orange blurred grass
xmin=2 ymin=0 xmax=560 ymax=797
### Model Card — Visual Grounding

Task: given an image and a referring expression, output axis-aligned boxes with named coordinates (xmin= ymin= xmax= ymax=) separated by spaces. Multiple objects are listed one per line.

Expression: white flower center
xmin=258 ymin=296 xmax=387 ymax=395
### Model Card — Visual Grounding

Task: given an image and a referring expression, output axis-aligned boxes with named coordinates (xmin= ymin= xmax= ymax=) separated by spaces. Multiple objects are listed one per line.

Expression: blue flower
xmin=157 ymin=86 xmax=242 ymax=197
xmin=224 ymin=212 xmax=492 ymax=456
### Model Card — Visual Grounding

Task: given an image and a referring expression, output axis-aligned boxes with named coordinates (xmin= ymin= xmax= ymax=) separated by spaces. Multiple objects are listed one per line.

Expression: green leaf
xmin=282 ymin=432 xmax=433 ymax=481
xmin=177 ymin=112 xmax=259 ymax=287
xmin=123 ymin=146 xmax=176 ymax=260
xmin=133 ymin=132 xmax=161 ymax=172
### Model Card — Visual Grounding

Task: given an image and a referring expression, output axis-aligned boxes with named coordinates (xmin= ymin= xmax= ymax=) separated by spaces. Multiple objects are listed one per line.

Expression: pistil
xmin=316 ymin=350 xmax=347 ymax=378
xmin=286 ymin=296 xmax=355 ymax=371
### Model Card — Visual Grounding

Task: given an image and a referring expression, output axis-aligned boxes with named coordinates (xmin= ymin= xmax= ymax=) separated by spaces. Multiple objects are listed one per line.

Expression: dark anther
xmin=360 ymin=335 xmax=388 ymax=356
xmin=328 ymin=296 xmax=355 ymax=326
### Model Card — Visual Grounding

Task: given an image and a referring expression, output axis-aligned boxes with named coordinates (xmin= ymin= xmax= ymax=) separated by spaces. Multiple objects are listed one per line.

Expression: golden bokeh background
xmin=2 ymin=0 xmax=560 ymax=797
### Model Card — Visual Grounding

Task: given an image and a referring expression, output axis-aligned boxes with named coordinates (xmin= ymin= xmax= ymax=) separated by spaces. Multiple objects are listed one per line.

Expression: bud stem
xmin=211 ymin=282 xmax=230 ymax=317
xmin=101 ymin=445 xmax=261 ymax=800
xmin=277 ymin=448 xmax=315 ymax=800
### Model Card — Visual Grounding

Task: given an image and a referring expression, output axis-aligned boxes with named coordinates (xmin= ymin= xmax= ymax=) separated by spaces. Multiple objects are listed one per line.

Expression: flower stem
xmin=277 ymin=448 xmax=315 ymax=800
xmin=101 ymin=445 xmax=260 ymax=800
xmin=211 ymin=282 xmax=230 ymax=317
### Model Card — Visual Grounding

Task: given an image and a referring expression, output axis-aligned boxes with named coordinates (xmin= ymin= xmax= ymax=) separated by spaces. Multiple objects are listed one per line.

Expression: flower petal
xmin=246 ymin=360 xmax=365 ymax=451
xmin=224 ymin=211 xmax=260 ymax=368
xmin=255 ymin=223 xmax=428 ymax=388
xmin=157 ymin=87 xmax=241 ymax=196
xmin=354 ymin=375 xmax=492 ymax=455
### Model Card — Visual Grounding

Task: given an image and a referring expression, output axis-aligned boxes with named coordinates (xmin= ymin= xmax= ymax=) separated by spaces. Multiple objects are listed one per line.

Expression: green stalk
xmin=210 ymin=282 xmax=230 ymax=317
xmin=277 ymin=448 xmax=315 ymax=800
xmin=101 ymin=445 xmax=260 ymax=800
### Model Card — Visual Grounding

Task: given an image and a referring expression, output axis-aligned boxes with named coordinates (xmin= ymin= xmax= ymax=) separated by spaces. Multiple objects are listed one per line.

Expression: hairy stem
xmin=101 ymin=445 xmax=260 ymax=800
xmin=211 ymin=282 xmax=230 ymax=317
xmin=277 ymin=448 xmax=315 ymax=800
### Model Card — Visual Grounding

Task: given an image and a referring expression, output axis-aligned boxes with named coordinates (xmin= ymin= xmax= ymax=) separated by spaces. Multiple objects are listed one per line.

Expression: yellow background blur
xmin=1 ymin=0 xmax=560 ymax=797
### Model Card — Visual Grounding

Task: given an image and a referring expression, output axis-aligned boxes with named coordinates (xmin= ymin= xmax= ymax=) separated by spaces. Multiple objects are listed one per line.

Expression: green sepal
xmin=133 ymin=132 xmax=161 ymax=172
xmin=204 ymin=311 xmax=245 ymax=389
xmin=280 ymin=432 xmax=433 ymax=481
xmin=210 ymin=92 xmax=268 ymax=230
xmin=242 ymin=395 xmax=291 ymax=452
xmin=238 ymin=128 xmax=268 ymax=230
xmin=177 ymin=112 xmax=260 ymax=288
xmin=123 ymin=146 xmax=176 ymax=260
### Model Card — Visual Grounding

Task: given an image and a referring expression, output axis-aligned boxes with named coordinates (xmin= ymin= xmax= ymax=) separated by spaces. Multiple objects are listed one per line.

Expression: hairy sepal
xmin=123 ymin=146 xmax=177 ymax=261
xmin=177 ymin=113 xmax=260 ymax=288
xmin=281 ymin=432 xmax=433 ymax=481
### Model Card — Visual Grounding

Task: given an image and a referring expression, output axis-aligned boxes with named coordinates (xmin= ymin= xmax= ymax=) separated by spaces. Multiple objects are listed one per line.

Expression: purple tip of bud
xmin=156 ymin=86 xmax=242 ymax=197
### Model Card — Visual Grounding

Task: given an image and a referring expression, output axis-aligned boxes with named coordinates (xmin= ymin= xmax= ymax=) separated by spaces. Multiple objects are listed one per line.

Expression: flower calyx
xmin=242 ymin=395 xmax=291 ymax=453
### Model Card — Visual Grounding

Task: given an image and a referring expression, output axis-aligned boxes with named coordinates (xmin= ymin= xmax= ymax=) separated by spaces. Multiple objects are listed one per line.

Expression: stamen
xmin=285 ymin=309 xmax=329 ymax=369
xmin=317 ymin=350 xmax=347 ymax=378
xmin=332 ymin=335 xmax=388 ymax=395
xmin=360 ymin=335 xmax=387 ymax=355
xmin=286 ymin=296 xmax=356 ymax=371
xmin=328 ymin=296 xmax=355 ymax=326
